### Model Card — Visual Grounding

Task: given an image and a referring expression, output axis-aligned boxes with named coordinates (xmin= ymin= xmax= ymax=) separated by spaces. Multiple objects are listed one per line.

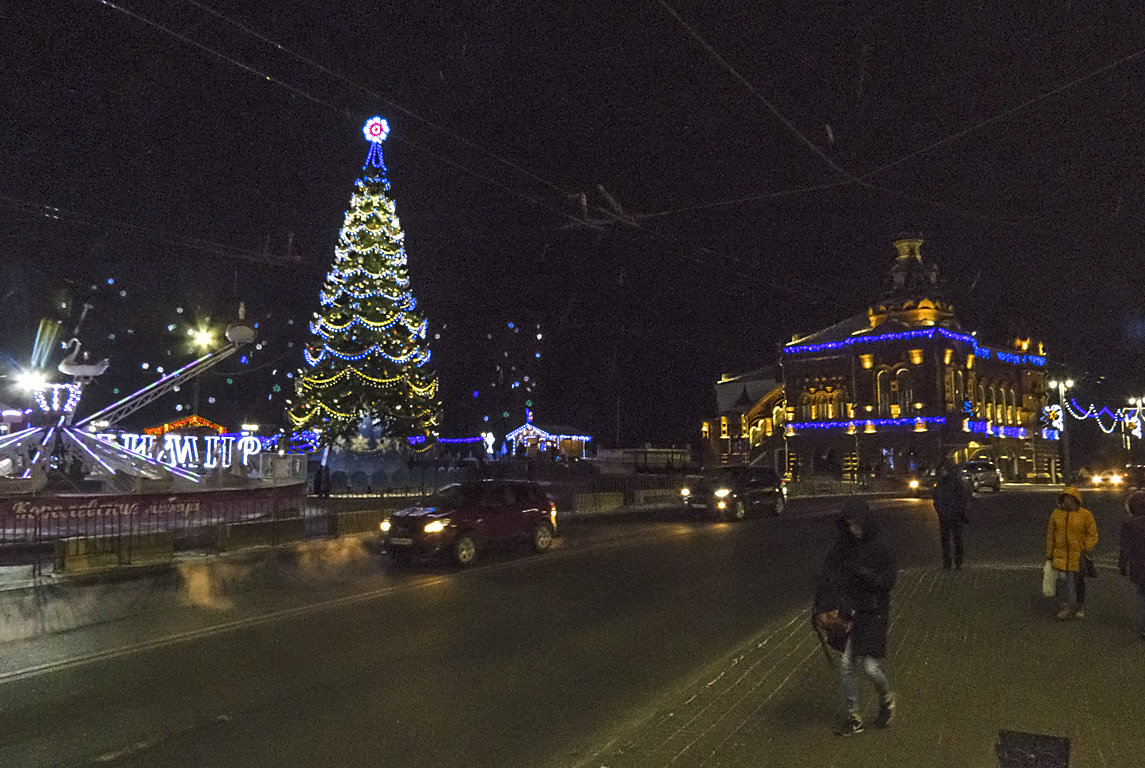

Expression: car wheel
xmin=532 ymin=523 xmax=554 ymax=553
xmin=729 ymin=500 xmax=746 ymax=521
xmin=451 ymin=534 xmax=478 ymax=567
xmin=773 ymin=495 xmax=785 ymax=516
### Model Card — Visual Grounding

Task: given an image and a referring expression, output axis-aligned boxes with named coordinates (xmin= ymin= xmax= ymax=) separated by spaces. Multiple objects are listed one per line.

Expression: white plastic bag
xmin=1041 ymin=561 xmax=1056 ymax=598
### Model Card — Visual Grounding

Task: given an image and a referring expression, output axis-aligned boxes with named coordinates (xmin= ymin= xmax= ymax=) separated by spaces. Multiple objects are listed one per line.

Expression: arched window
xmin=799 ymin=394 xmax=812 ymax=421
xmin=976 ymin=384 xmax=986 ymax=417
xmin=832 ymin=390 xmax=848 ymax=421
xmin=896 ymin=369 xmax=913 ymax=415
xmin=1007 ymin=388 xmax=1017 ymax=425
xmin=773 ymin=405 xmax=785 ymax=428
xmin=954 ymin=371 xmax=964 ymax=407
xmin=813 ymin=393 xmax=830 ymax=420
xmin=876 ymin=371 xmax=891 ymax=417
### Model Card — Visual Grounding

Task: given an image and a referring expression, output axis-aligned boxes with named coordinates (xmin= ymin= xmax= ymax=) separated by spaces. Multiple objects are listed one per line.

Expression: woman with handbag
xmin=813 ymin=499 xmax=898 ymax=736
xmin=1045 ymin=486 xmax=1098 ymax=620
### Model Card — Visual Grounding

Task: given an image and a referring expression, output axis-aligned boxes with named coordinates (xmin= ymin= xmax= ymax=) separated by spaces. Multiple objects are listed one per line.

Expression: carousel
xmin=0 ymin=310 xmax=298 ymax=495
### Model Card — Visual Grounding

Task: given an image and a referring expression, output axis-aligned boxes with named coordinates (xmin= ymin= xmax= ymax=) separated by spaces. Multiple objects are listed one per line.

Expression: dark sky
xmin=3 ymin=1 xmax=1145 ymax=448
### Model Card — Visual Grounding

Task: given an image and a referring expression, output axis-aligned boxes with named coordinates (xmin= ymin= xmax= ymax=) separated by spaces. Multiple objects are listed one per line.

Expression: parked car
xmin=680 ymin=465 xmax=786 ymax=521
xmin=379 ymin=480 xmax=557 ymax=566
xmin=961 ymin=459 xmax=1002 ymax=492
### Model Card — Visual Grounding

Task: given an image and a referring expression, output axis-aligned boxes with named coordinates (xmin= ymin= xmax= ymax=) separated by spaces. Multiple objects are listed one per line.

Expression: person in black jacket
xmin=815 ymin=499 xmax=898 ymax=736
xmin=932 ymin=458 xmax=971 ymax=569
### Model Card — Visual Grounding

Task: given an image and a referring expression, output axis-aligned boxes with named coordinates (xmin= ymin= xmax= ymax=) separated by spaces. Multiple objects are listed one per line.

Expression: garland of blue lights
xmin=786 ymin=415 xmax=1058 ymax=441
xmin=784 ymin=326 xmax=1047 ymax=367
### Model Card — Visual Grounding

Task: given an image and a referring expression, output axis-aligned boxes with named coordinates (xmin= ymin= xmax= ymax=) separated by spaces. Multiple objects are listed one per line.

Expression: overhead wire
xmin=856 ymin=41 xmax=1145 ymax=184
xmin=0 ymin=194 xmax=306 ymax=267
xmin=653 ymin=0 xmax=1097 ymax=241
xmin=92 ymin=0 xmax=837 ymax=302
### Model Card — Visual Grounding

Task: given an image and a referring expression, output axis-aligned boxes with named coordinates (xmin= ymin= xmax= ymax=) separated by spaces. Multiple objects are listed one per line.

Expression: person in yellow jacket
xmin=1045 ymin=486 xmax=1098 ymax=620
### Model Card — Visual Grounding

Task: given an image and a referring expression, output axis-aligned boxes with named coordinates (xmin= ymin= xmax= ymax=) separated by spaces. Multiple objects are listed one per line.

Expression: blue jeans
xmin=840 ymin=637 xmax=892 ymax=715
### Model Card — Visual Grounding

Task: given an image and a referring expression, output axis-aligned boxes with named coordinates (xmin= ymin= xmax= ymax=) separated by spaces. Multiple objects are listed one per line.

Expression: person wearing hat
xmin=814 ymin=499 xmax=898 ymax=736
xmin=1045 ymin=486 xmax=1098 ymax=620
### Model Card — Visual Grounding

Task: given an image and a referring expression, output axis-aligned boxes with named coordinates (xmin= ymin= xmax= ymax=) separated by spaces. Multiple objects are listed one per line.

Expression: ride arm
xmin=75 ymin=344 xmax=240 ymax=429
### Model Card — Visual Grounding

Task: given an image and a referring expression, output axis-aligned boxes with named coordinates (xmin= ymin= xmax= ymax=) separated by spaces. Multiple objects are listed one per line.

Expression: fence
xmin=0 ymin=473 xmax=693 ymax=576
xmin=0 ymin=484 xmax=307 ymax=575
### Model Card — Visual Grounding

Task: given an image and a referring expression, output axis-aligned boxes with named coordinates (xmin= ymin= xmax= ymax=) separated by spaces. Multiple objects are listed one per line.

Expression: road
xmin=0 ymin=488 xmax=1099 ymax=768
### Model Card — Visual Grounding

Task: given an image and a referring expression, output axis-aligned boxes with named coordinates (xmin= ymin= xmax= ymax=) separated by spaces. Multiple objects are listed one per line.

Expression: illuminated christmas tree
xmin=288 ymin=117 xmax=440 ymax=445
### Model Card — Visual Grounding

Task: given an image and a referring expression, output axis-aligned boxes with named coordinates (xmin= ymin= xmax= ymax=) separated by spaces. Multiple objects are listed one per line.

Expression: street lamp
xmin=1048 ymin=378 xmax=1074 ymax=482
xmin=1129 ymin=397 xmax=1145 ymax=462
xmin=190 ymin=325 xmax=216 ymax=415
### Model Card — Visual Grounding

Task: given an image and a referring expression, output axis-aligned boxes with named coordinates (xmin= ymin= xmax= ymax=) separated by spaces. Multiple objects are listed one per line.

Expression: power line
xmin=654 ymin=0 xmax=1078 ymax=241
xmin=857 ymin=41 xmax=1145 ymax=184
xmin=656 ymin=0 xmax=855 ymax=184
xmin=0 ymin=194 xmax=305 ymax=267
xmin=92 ymin=0 xmax=839 ymax=304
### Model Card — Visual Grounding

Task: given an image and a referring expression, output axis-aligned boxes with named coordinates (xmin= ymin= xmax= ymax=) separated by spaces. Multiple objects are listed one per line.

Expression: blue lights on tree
xmin=288 ymin=117 xmax=441 ymax=445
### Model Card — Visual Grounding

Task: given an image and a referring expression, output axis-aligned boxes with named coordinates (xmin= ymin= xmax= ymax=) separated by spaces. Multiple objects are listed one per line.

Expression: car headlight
xmin=714 ymin=488 xmax=731 ymax=498
xmin=424 ymin=519 xmax=448 ymax=534
xmin=1111 ymin=475 xmax=1123 ymax=484
xmin=379 ymin=520 xmax=391 ymax=533
xmin=680 ymin=487 xmax=691 ymax=497
xmin=1092 ymin=476 xmax=1103 ymax=484
xmin=908 ymin=479 xmax=920 ymax=489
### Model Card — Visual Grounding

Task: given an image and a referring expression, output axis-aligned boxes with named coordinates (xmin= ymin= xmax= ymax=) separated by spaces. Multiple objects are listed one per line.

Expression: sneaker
xmin=836 ymin=714 xmax=864 ymax=736
xmin=1054 ymin=606 xmax=1072 ymax=621
xmin=1073 ymin=607 xmax=1085 ymax=620
xmin=875 ymin=694 xmax=897 ymax=728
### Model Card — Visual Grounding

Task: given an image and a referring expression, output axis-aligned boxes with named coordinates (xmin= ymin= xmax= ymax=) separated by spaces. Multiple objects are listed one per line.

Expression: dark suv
xmin=380 ymin=480 xmax=557 ymax=566
xmin=680 ymin=465 xmax=786 ymax=521
xmin=961 ymin=459 xmax=1002 ymax=492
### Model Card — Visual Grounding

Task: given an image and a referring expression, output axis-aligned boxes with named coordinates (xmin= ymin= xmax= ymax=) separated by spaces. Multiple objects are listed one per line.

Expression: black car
xmin=680 ymin=466 xmax=786 ymax=521
xmin=380 ymin=480 xmax=557 ymax=566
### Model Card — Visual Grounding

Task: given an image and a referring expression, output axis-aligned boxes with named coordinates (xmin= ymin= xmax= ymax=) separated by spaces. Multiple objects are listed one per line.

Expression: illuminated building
xmin=702 ymin=235 xmax=1055 ymax=481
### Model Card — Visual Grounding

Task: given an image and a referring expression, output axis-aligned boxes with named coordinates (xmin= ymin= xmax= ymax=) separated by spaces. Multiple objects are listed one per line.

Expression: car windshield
xmin=421 ymin=484 xmax=470 ymax=509
xmin=703 ymin=468 xmax=748 ymax=482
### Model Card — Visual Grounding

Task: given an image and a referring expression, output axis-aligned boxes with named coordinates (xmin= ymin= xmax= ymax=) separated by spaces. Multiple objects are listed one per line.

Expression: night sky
xmin=3 ymin=1 xmax=1145 ymax=451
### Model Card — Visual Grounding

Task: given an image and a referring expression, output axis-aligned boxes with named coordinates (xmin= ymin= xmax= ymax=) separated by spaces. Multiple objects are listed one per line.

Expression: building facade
xmin=703 ymin=236 xmax=1058 ymax=481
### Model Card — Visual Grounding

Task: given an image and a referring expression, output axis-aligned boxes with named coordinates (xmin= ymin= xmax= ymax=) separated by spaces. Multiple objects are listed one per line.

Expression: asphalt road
xmin=0 ymin=488 xmax=1113 ymax=768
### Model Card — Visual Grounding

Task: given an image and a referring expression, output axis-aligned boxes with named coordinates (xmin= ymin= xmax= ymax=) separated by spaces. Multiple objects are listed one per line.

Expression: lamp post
xmin=1129 ymin=397 xmax=1145 ymax=463
xmin=191 ymin=327 xmax=215 ymax=415
xmin=1048 ymin=378 xmax=1074 ymax=483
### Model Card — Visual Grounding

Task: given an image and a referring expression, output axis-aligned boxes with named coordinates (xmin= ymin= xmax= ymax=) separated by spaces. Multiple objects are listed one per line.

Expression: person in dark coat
xmin=932 ymin=458 xmax=971 ymax=569
xmin=1118 ymin=490 xmax=1145 ymax=640
xmin=814 ymin=499 xmax=898 ymax=736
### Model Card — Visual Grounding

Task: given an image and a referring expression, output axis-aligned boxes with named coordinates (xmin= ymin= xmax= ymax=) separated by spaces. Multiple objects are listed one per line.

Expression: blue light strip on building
xmin=784 ymin=326 xmax=1046 ymax=367
xmin=965 ymin=420 xmax=1028 ymax=439
xmin=788 ymin=416 xmax=946 ymax=430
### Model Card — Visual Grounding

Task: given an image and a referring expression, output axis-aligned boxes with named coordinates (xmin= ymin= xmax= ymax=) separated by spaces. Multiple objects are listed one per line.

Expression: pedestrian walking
xmin=932 ymin=457 xmax=971 ymax=569
xmin=1045 ymin=486 xmax=1098 ymax=621
xmin=1118 ymin=489 xmax=1145 ymax=640
xmin=813 ymin=499 xmax=898 ymax=736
